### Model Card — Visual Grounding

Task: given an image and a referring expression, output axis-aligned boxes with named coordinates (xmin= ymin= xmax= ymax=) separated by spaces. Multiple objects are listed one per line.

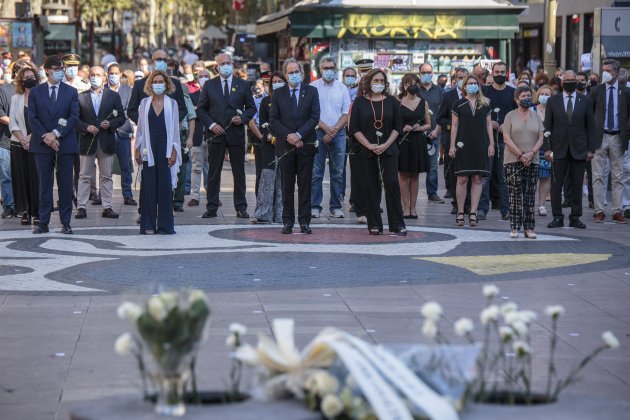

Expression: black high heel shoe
xmin=20 ymin=213 xmax=30 ymax=226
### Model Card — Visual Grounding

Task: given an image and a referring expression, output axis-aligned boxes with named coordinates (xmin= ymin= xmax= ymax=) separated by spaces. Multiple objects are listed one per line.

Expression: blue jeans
xmin=480 ymin=142 xmax=509 ymax=215
xmin=311 ymin=129 xmax=346 ymax=212
xmin=183 ymin=159 xmax=191 ymax=195
xmin=115 ymin=133 xmax=133 ymax=199
xmin=426 ymin=138 xmax=439 ymax=195
xmin=0 ymin=147 xmax=13 ymax=209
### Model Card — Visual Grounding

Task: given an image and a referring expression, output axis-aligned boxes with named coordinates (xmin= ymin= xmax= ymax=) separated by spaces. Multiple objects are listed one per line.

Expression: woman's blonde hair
xmin=123 ymin=69 xmax=135 ymax=88
xmin=14 ymin=64 xmax=37 ymax=95
xmin=462 ymin=75 xmax=490 ymax=108
xmin=143 ymin=70 xmax=175 ymax=96
xmin=535 ymin=84 xmax=552 ymax=104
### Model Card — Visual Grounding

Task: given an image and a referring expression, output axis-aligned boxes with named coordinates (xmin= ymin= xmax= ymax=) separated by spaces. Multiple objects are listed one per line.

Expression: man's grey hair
xmin=420 ymin=62 xmax=433 ymax=72
xmin=618 ymin=68 xmax=628 ymax=84
xmin=562 ymin=70 xmax=576 ymax=80
xmin=319 ymin=56 xmax=336 ymax=68
xmin=283 ymin=58 xmax=303 ymax=74
xmin=603 ymin=59 xmax=621 ymax=71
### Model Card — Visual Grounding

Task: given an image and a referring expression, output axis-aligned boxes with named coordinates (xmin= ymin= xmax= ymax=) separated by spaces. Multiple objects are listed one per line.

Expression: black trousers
xmin=551 ymin=155 xmax=586 ymax=219
xmin=563 ymin=160 xmax=593 ymax=205
xmin=280 ymin=151 xmax=314 ymax=226
xmin=443 ymin=151 xmax=454 ymax=195
xmin=253 ymin=143 xmax=262 ymax=197
xmin=349 ymin=148 xmax=366 ymax=217
xmin=34 ymin=153 xmax=75 ymax=225
xmin=206 ymin=141 xmax=247 ymax=213
xmin=359 ymin=154 xmax=405 ymax=232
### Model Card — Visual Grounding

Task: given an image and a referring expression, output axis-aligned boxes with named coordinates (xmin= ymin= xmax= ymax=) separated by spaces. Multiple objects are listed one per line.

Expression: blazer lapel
xmin=297 ymin=83 xmax=306 ymax=114
xmin=97 ymin=89 xmax=109 ymax=120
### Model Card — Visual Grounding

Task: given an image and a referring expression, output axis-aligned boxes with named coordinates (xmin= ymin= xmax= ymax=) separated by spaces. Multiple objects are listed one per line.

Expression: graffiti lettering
xmin=337 ymin=14 xmax=465 ymax=39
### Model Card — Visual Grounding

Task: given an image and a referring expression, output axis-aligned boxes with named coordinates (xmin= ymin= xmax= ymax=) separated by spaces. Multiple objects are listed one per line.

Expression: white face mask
xmin=185 ymin=73 xmax=194 ymax=82
xmin=602 ymin=71 xmax=614 ymax=84
xmin=371 ymin=83 xmax=385 ymax=94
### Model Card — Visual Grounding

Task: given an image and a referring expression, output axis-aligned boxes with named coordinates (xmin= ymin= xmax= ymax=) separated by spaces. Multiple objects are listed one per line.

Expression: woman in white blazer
xmin=9 ymin=65 xmax=39 ymax=226
xmin=133 ymin=70 xmax=181 ymax=234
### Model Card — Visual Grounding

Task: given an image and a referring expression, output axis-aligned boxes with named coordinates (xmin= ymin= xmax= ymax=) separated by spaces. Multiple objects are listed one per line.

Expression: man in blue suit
xmin=28 ymin=56 xmax=80 ymax=234
xmin=270 ymin=58 xmax=320 ymax=234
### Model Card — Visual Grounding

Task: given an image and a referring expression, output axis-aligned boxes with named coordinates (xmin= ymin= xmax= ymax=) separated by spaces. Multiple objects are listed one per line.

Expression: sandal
xmin=369 ymin=228 xmax=382 ymax=235
xmin=394 ymin=228 xmax=407 ymax=237
xmin=524 ymin=230 xmax=537 ymax=239
xmin=469 ymin=213 xmax=478 ymax=227
xmin=456 ymin=213 xmax=464 ymax=226
xmin=21 ymin=213 xmax=30 ymax=226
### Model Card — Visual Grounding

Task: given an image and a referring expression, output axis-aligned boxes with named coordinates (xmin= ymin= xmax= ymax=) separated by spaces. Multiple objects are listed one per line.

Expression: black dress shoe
xmin=1 ymin=207 xmax=15 ymax=218
xmin=61 ymin=224 xmax=73 ymax=234
xmin=33 ymin=224 xmax=49 ymax=234
xmin=547 ymin=217 xmax=564 ymax=228
xmin=173 ymin=206 xmax=184 ymax=212
xmin=75 ymin=208 xmax=87 ymax=219
xmin=625 ymin=209 xmax=630 ymax=219
xmin=300 ymin=224 xmax=312 ymax=234
xmin=281 ymin=224 xmax=293 ymax=234
xmin=91 ymin=198 xmax=101 ymax=206
xmin=202 ymin=210 xmax=217 ymax=218
xmin=569 ymin=219 xmax=586 ymax=229
xmin=236 ymin=210 xmax=250 ymax=218
xmin=476 ymin=211 xmax=486 ymax=221
xmin=102 ymin=208 xmax=119 ymax=218
xmin=124 ymin=197 xmax=137 ymax=206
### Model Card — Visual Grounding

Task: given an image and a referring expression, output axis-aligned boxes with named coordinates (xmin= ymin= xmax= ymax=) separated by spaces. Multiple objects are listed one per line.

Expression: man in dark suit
xmin=106 ymin=62 xmax=137 ymax=206
xmin=196 ymin=53 xmax=256 ymax=219
xmin=544 ymin=70 xmax=596 ymax=229
xmin=437 ymin=67 xmax=470 ymax=215
xmin=75 ymin=66 xmax=125 ymax=219
xmin=28 ymin=56 xmax=80 ymax=234
xmin=590 ymin=59 xmax=630 ymax=224
xmin=270 ymin=58 xmax=320 ymax=234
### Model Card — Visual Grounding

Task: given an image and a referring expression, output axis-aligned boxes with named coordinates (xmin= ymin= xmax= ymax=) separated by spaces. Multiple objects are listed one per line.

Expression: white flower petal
xmin=454 ymin=317 xmax=474 ymax=337
xmin=602 ymin=331 xmax=620 ymax=349
xmin=480 ymin=305 xmax=500 ymax=325
xmin=229 ymin=323 xmax=248 ymax=336
xmin=114 ymin=333 xmax=134 ymax=356
xmin=321 ymin=394 xmax=344 ymax=419
xmin=421 ymin=302 xmax=442 ymax=320
xmin=513 ymin=340 xmax=531 ymax=357
xmin=116 ymin=302 xmax=143 ymax=322
xmin=482 ymin=284 xmax=500 ymax=298
xmin=545 ymin=305 xmax=565 ymax=319
xmin=422 ymin=319 xmax=438 ymax=339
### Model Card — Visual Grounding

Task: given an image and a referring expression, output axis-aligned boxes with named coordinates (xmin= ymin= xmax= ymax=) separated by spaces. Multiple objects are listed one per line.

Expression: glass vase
xmin=154 ymin=370 xmax=189 ymax=416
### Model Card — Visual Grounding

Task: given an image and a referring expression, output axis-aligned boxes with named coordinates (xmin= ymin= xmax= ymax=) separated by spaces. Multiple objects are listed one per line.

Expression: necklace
xmin=370 ymin=96 xmax=384 ymax=129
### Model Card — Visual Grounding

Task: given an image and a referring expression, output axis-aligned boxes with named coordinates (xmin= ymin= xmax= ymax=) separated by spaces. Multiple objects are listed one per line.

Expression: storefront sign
xmin=338 ymin=14 xmax=465 ymax=39
xmin=600 ymin=8 xmax=630 ymax=57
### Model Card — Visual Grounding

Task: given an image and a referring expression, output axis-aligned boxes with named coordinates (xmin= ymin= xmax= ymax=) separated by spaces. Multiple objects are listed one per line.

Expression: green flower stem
xmin=545 ymin=316 xmax=559 ymax=401
xmin=552 ymin=345 xmax=607 ymax=400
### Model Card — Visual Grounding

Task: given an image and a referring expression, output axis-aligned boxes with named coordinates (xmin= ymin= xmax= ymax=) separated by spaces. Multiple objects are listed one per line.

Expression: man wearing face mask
xmin=479 ymin=61 xmax=515 ymax=221
xmin=75 ymin=66 xmax=125 ymax=220
xmin=0 ymin=52 xmax=11 ymax=74
xmin=418 ymin=63 xmax=444 ymax=203
xmin=438 ymin=67 xmax=470 ymax=212
xmin=105 ymin=63 xmax=136 ymax=206
xmin=270 ymin=58 xmax=320 ymax=234
xmin=196 ymin=53 xmax=256 ymax=219
xmin=28 ymin=56 xmax=80 ymax=234
xmin=61 ymin=54 xmax=90 ymax=94
xmin=310 ymin=57 xmax=351 ymax=219
xmin=589 ymin=59 xmax=630 ymax=224
xmin=544 ymin=70 xmax=596 ymax=229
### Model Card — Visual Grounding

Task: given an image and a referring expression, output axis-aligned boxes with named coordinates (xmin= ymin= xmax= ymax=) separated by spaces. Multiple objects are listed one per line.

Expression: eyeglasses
xmin=154 ymin=58 xmax=168 ymax=62
xmin=420 ymin=71 xmax=432 ymax=75
xmin=322 ymin=66 xmax=335 ymax=71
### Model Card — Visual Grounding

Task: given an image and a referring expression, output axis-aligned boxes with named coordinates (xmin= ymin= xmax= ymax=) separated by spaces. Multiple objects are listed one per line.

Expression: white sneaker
xmin=538 ymin=206 xmax=547 ymax=216
xmin=357 ymin=216 xmax=367 ymax=224
xmin=311 ymin=208 xmax=321 ymax=218
xmin=330 ymin=209 xmax=345 ymax=218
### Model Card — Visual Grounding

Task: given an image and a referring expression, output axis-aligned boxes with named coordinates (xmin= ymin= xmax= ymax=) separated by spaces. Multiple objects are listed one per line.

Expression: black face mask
xmin=577 ymin=81 xmax=587 ymax=91
xmin=493 ymin=75 xmax=507 ymax=85
xmin=519 ymin=98 xmax=533 ymax=108
xmin=589 ymin=80 xmax=598 ymax=87
xmin=406 ymin=85 xmax=420 ymax=95
xmin=438 ymin=82 xmax=446 ymax=88
xmin=22 ymin=78 xmax=37 ymax=89
xmin=563 ymin=81 xmax=577 ymax=93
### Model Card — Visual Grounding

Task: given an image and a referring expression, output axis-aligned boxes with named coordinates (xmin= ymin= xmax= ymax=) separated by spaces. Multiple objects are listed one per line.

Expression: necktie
xmin=291 ymin=89 xmax=298 ymax=114
xmin=566 ymin=95 xmax=573 ymax=121
xmin=50 ymin=85 xmax=57 ymax=103
xmin=607 ymin=86 xmax=615 ymax=131
xmin=223 ymin=79 xmax=229 ymax=102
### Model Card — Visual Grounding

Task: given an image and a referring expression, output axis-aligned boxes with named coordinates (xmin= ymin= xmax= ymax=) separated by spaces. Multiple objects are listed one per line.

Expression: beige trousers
xmin=592 ymin=133 xmax=625 ymax=214
xmin=78 ymin=146 xmax=114 ymax=209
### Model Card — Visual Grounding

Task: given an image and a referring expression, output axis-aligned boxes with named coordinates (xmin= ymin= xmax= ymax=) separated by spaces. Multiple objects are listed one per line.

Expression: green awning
xmin=45 ymin=24 xmax=75 ymax=41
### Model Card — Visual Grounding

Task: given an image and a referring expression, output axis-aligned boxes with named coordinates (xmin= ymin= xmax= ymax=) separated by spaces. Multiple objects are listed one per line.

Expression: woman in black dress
xmin=252 ymin=72 xmax=286 ymax=224
xmin=397 ymin=73 xmax=432 ymax=219
xmin=448 ymin=75 xmax=494 ymax=226
xmin=349 ymin=69 xmax=406 ymax=235
xmin=9 ymin=65 xmax=39 ymax=225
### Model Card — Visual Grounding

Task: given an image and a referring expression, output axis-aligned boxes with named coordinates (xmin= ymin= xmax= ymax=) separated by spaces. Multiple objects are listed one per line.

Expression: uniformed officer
xmin=354 ymin=58 xmax=374 ymax=79
xmin=62 ymin=54 xmax=90 ymax=93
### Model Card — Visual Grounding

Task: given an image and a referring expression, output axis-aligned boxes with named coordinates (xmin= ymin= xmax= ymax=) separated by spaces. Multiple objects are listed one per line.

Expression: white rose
xmin=511 ymin=321 xmax=529 ymax=337
xmin=422 ymin=319 xmax=438 ymax=339
xmin=345 ymin=374 xmax=357 ymax=389
xmin=225 ymin=334 xmax=237 ymax=348
xmin=456 ymin=141 xmax=464 ymax=148
xmin=544 ymin=131 xmax=551 ymax=138
xmin=545 ymin=305 xmax=565 ymax=319
xmin=114 ymin=333 xmax=134 ymax=356
xmin=421 ymin=302 xmax=442 ymax=321
xmin=116 ymin=302 xmax=143 ymax=322
xmin=147 ymin=295 xmax=168 ymax=322
xmin=513 ymin=340 xmax=531 ymax=357
xmin=482 ymin=284 xmax=500 ymax=299
xmin=499 ymin=326 xmax=513 ymax=342
xmin=500 ymin=302 xmax=518 ymax=316
xmin=480 ymin=305 xmax=500 ymax=325
xmin=454 ymin=317 xmax=474 ymax=337
xmin=142 ymin=148 xmax=148 ymax=157
xmin=520 ymin=310 xmax=538 ymax=324
xmin=58 ymin=118 xmax=67 ymax=127
xmin=160 ymin=291 xmax=179 ymax=312
xmin=314 ymin=140 xmax=319 ymax=148
xmin=493 ymin=108 xmax=500 ymax=113
xmin=188 ymin=289 xmax=208 ymax=305
xmin=321 ymin=394 xmax=344 ymax=419
xmin=375 ymin=131 xmax=383 ymax=138
xmin=308 ymin=371 xmax=339 ymax=396
xmin=112 ymin=110 xmax=118 ymax=117
xmin=602 ymin=331 xmax=620 ymax=349
xmin=229 ymin=323 xmax=247 ymax=336
xmin=262 ymin=122 xmax=269 ymax=129
xmin=237 ymin=109 xmax=243 ymax=115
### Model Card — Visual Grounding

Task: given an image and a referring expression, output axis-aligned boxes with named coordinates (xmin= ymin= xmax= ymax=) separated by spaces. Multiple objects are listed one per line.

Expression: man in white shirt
xmin=310 ymin=57 xmax=351 ymax=218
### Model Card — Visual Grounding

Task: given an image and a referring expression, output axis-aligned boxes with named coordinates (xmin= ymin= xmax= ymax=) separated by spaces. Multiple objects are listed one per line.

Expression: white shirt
xmin=310 ymin=78 xmax=351 ymax=127
xmin=90 ymin=89 xmax=103 ymax=115
xmin=183 ymin=51 xmax=200 ymax=66
xmin=47 ymin=81 xmax=61 ymax=99
xmin=209 ymin=75 xmax=234 ymax=130
xmin=605 ymin=81 xmax=619 ymax=131
xmin=563 ymin=91 xmax=575 ymax=113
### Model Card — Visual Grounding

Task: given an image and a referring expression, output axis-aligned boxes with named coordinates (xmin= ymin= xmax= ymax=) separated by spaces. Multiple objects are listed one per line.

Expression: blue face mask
xmin=65 ymin=66 xmax=78 ymax=78
xmin=466 ymin=84 xmax=479 ymax=95
xmin=108 ymin=74 xmax=120 ymax=86
xmin=344 ymin=76 xmax=356 ymax=86
xmin=154 ymin=60 xmax=167 ymax=72
xmin=457 ymin=79 xmax=464 ymax=90
xmin=322 ymin=69 xmax=335 ymax=81
xmin=421 ymin=74 xmax=432 ymax=84
xmin=288 ymin=72 xmax=302 ymax=86
xmin=52 ymin=70 xmax=65 ymax=82
xmin=219 ymin=64 xmax=233 ymax=78
xmin=272 ymin=82 xmax=285 ymax=90
xmin=152 ymin=83 xmax=166 ymax=95
xmin=538 ymin=94 xmax=550 ymax=105
xmin=89 ymin=76 xmax=103 ymax=89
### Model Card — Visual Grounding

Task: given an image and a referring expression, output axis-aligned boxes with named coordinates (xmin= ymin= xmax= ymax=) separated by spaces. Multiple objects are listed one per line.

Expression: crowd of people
xmin=0 ymin=48 xmax=629 ymax=237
